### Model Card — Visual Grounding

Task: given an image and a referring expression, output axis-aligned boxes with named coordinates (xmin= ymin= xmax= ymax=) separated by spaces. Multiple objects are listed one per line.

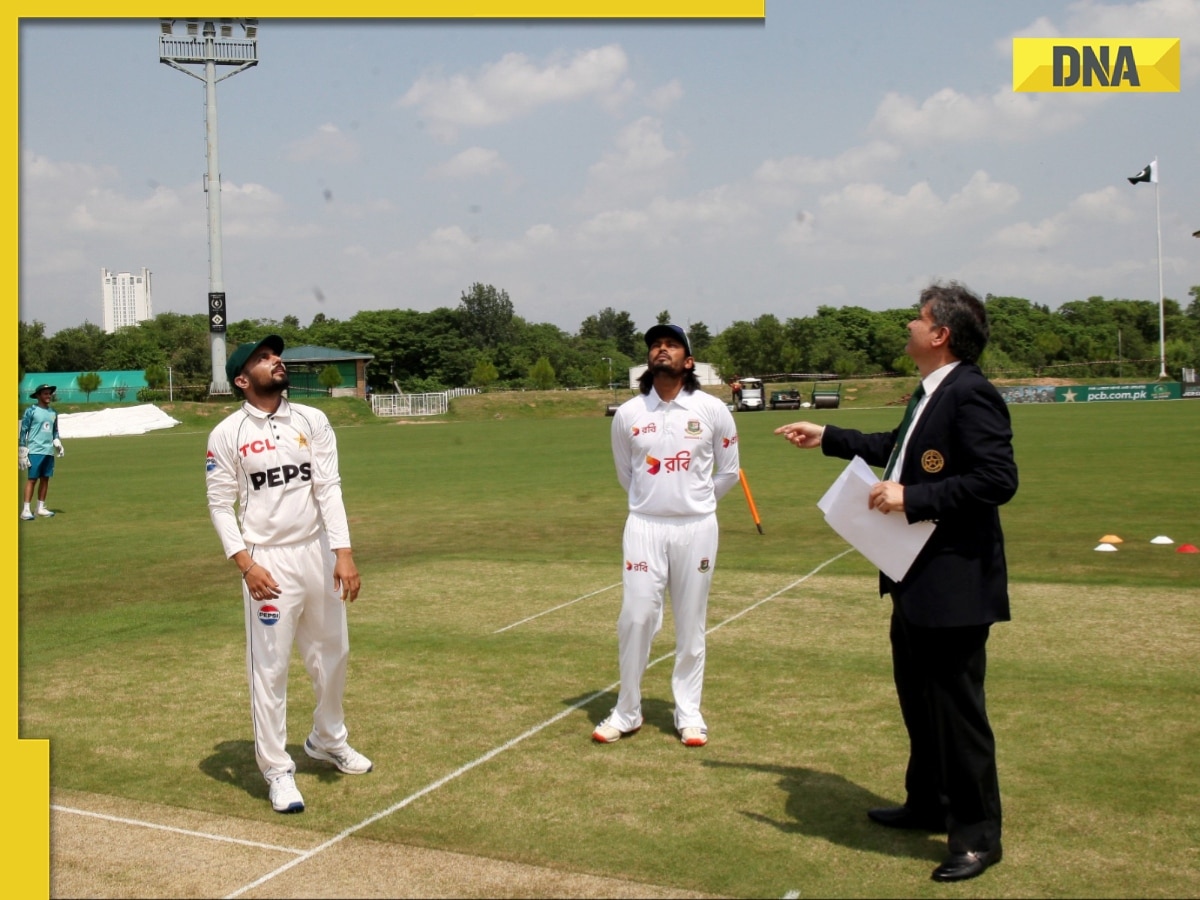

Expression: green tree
xmin=143 ymin=364 xmax=168 ymax=390
xmin=687 ymin=321 xmax=713 ymax=357
xmin=103 ymin=325 xmax=166 ymax=371
xmin=318 ymin=365 xmax=343 ymax=394
xmin=579 ymin=307 xmax=639 ymax=357
xmin=470 ymin=358 xmax=499 ymax=389
xmin=656 ymin=309 xmax=671 ymax=325
xmin=458 ymin=283 xmax=515 ymax=350
xmin=136 ymin=313 xmax=211 ymax=384
xmin=77 ymin=372 xmax=101 ymax=401
xmin=529 ymin=356 xmax=556 ymax=390
xmin=19 ymin=320 xmax=50 ymax=375
xmin=47 ymin=322 xmax=109 ymax=372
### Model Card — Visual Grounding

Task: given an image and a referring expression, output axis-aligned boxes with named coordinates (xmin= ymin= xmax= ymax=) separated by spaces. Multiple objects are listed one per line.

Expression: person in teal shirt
xmin=19 ymin=384 xmax=64 ymax=520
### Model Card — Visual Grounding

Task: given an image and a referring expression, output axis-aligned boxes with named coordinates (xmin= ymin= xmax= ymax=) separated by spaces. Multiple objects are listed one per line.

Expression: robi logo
xmin=645 ymin=454 xmax=661 ymax=475
xmin=257 ymin=605 xmax=280 ymax=625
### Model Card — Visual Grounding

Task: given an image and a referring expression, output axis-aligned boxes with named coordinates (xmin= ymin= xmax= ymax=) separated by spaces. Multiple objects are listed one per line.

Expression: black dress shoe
xmin=931 ymin=845 xmax=1002 ymax=882
xmin=867 ymin=805 xmax=946 ymax=831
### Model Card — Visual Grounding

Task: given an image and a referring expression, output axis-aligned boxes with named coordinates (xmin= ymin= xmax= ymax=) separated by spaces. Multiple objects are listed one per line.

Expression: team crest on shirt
xmin=921 ymin=450 xmax=945 ymax=473
xmin=257 ymin=605 xmax=280 ymax=625
xmin=685 ymin=419 xmax=701 ymax=436
xmin=296 ymin=433 xmax=309 ymax=448
xmin=697 ymin=558 xmax=711 ymax=573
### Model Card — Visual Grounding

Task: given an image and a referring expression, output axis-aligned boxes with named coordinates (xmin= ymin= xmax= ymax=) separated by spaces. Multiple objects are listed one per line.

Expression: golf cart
xmin=736 ymin=377 xmax=765 ymax=411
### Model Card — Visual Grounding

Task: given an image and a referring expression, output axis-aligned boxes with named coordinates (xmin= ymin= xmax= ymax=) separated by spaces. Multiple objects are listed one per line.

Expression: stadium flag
xmin=1128 ymin=160 xmax=1158 ymax=184
xmin=1126 ymin=157 xmax=1168 ymax=378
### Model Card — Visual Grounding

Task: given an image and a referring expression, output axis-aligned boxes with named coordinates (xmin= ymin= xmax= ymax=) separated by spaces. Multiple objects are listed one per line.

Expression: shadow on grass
xmin=199 ymin=738 xmax=356 ymax=799
xmin=199 ymin=740 xmax=262 ymax=799
xmin=702 ymin=759 xmax=945 ymax=862
xmin=571 ymin=691 xmax=683 ymax=738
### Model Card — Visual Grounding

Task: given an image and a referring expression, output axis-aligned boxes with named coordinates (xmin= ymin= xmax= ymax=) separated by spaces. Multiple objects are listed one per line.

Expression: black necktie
xmin=883 ymin=383 xmax=925 ymax=481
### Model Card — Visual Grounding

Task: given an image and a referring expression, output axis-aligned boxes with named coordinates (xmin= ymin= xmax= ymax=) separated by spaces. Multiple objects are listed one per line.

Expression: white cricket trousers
xmin=610 ymin=511 xmax=719 ymax=733
xmin=243 ymin=533 xmax=350 ymax=781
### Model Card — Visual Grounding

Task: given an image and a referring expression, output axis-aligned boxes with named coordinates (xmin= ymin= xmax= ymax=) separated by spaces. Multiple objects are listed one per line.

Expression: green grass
xmin=19 ymin=395 xmax=1200 ymax=897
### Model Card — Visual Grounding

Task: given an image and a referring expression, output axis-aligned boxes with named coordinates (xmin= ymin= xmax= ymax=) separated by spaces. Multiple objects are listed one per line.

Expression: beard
xmin=650 ymin=356 xmax=689 ymax=378
xmin=259 ymin=372 xmax=290 ymax=396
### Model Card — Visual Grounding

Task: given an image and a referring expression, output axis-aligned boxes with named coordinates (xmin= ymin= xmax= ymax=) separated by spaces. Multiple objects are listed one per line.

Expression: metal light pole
xmin=159 ymin=18 xmax=258 ymax=394
xmin=167 ymin=366 xmax=174 ymax=402
xmin=602 ymin=357 xmax=613 ymax=397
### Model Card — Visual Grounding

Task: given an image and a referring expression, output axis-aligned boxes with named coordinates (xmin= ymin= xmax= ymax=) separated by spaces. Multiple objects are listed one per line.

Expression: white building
xmin=628 ymin=361 xmax=724 ymax=389
xmin=101 ymin=267 xmax=153 ymax=333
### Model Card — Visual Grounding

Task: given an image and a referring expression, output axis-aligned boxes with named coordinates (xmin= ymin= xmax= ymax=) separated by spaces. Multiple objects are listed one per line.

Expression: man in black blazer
xmin=775 ymin=281 xmax=1017 ymax=883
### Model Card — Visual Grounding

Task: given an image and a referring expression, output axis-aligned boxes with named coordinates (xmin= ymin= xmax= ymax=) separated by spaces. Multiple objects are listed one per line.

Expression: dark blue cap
xmin=644 ymin=323 xmax=692 ymax=357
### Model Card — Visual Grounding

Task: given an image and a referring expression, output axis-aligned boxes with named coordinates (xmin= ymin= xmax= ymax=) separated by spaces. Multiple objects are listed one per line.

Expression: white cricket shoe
xmin=304 ymin=737 xmax=373 ymax=774
xmin=20 ymin=512 xmax=34 ymax=521
xmin=36 ymin=508 xmax=54 ymax=517
xmin=268 ymin=773 xmax=305 ymax=814
xmin=679 ymin=726 xmax=708 ymax=747
xmin=591 ymin=717 xmax=641 ymax=744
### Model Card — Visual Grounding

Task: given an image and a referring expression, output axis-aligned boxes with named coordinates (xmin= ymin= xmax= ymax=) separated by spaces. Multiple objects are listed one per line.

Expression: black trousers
xmin=889 ymin=605 xmax=1002 ymax=853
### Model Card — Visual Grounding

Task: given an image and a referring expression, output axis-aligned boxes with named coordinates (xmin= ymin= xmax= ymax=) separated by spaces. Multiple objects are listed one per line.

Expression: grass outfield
xmin=19 ymin=397 xmax=1200 ymax=897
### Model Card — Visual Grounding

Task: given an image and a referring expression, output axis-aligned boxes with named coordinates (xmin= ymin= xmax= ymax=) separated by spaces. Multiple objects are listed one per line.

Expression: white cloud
xmin=416 ymin=225 xmax=476 ymax=262
xmin=1065 ymin=0 xmax=1200 ymax=46
xmin=525 ymin=223 xmax=559 ymax=245
xmin=773 ymin=171 xmax=1020 ymax=252
xmin=429 ymin=146 xmax=507 ymax=179
xmin=283 ymin=123 xmax=360 ymax=164
xmin=577 ymin=208 xmax=651 ymax=243
xmin=646 ymin=78 xmax=684 ymax=112
xmin=580 ymin=116 xmax=682 ymax=208
xmin=989 ymin=185 xmax=1136 ymax=249
xmin=753 ymin=141 xmax=902 ymax=189
xmin=398 ymin=44 xmax=631 ymax=141
xmin=868 ymin=86 xmax=1096 ymax=146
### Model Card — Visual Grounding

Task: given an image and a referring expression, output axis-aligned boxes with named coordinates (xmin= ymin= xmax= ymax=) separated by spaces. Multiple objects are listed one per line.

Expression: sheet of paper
xmin=817 ymin=456 xmax=935 ymax=582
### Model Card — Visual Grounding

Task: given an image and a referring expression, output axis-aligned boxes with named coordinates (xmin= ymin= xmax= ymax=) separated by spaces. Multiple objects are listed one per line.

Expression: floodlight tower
xmin=159 ymin=18 xmax=258 ymax=394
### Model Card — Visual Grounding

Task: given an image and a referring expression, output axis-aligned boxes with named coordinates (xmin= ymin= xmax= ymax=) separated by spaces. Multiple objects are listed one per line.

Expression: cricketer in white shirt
xmin=206 ymin=335 xmax=367 ymax=808
xmin=599 ymin=329 xmax=740 ymax=745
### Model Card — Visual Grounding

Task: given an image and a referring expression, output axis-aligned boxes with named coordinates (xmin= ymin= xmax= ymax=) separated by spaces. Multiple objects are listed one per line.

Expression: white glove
xmin=18 ymin=446 xmax=29 ymax=471
xmin=53 ymin=439 xmax=64 ymax=458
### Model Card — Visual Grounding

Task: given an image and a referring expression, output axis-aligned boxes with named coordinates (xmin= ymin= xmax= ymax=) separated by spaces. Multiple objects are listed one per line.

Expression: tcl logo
xmin=239 ymin=439 xmax=277 ymax=457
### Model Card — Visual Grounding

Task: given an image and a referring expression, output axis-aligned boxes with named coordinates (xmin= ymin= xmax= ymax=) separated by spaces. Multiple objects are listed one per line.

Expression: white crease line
xmin=707 ymin=549 xmax=854 ymax=636
xmin=225 ymin=553 xmax=851 ymax=899
xmin=52 ymin=805 xmax=307 ymax=856
xmin=493 ymin=582 xmax=621 ymax=633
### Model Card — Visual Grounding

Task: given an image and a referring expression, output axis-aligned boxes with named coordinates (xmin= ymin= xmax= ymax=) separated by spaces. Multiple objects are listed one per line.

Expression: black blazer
xmin=821 ymin=363 xmax=1018 ymax=628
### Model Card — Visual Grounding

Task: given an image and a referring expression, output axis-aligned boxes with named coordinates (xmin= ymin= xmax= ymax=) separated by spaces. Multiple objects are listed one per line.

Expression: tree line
xmin=19 ymin=282 xmax=1200 ymax=396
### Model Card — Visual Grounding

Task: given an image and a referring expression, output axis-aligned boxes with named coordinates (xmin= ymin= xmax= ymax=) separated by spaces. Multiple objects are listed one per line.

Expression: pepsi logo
xmin=258 ymin=605 xmax=281 ymax=626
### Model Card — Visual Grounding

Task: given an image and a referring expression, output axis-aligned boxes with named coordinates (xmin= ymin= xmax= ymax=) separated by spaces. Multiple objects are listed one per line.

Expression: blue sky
xmin=18 ymin=3 xmax=1200 ymax=338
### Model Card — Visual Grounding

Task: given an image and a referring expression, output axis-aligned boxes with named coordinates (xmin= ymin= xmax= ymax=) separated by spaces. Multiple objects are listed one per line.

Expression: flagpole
xmin=1154 ymin=156 xmax=1167 ymax=379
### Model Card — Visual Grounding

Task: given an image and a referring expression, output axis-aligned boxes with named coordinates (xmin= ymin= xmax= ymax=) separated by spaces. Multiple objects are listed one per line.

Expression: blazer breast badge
xmin=921 ymin=449 xmax=945 ymax=473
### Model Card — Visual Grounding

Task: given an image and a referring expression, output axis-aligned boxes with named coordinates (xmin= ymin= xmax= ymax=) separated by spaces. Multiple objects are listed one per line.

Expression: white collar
xmin=242 ymin=396 xmax=290 ymax=420
xmin=647 ymin=385 xmax=697 ymax=410
xmin=919 ymin=360 xmax=960 ymax=397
